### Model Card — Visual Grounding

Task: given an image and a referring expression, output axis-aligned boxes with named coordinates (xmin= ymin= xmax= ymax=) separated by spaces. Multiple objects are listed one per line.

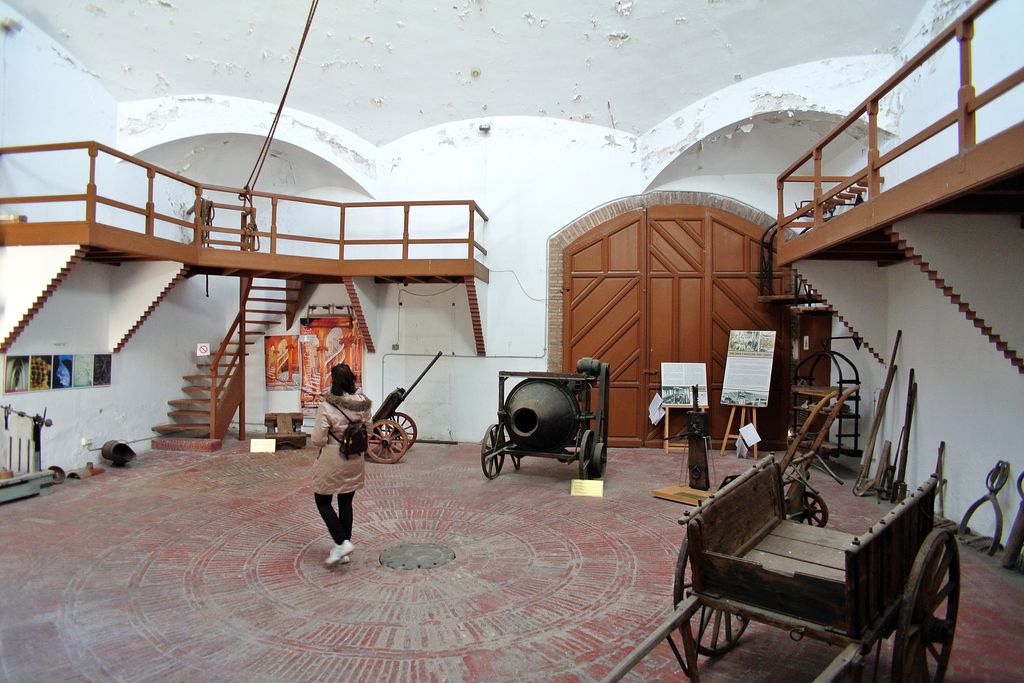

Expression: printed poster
xmin=29 ymin=355 xmax=53 ymax=391
xmin=299 ymin=317 xmax=363 ymax=417
xmin=265 ymin=335 xmax=300 ymax=391
xmin=52 ymin=354 xmax=74 ymax=389
xmin=73 ymin=354 xmax=94 ymax=387
xmin=660 ymin=362 xmax=709 ymax=407
xmin=4 ymin=356 xmax=29 ymax=393
xmin=721 ymin=330 xmax=777 ymax=408
xmin=93 ymin=354 xmax=112 ymax=387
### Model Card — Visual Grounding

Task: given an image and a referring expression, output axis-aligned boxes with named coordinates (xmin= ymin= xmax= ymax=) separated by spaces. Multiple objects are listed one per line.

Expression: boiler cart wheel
xmin=577 ymin=430 xmax=594 ymax=481
xmin=392 ymin=412 xmax=418 ymax=447
xmin=892 ymin=528 xmax=960 ymax=682
xmin=366 ymin=419 xmax=410 ymax=464
xmin=673 ymin=539 xmax=749 ymax=656
xmin=481 ymin=424 xmax=505 ymax=479
xmin=587 ymin=440 xmax=607 ymax=479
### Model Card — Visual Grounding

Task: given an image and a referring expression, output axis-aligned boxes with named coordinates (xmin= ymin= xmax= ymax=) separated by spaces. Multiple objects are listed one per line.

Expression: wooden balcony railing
xmin=0 ymin=140 xmax=489 ymax=269
xmin=776 ymin=0 xmax=1024 ymax=240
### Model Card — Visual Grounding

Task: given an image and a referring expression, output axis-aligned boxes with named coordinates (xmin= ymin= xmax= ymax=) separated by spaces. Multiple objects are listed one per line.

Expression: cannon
xmin=366 ymin=351 xmax=443 ymax=464
xmin=480 ymin=357 xmax=610 ymax=480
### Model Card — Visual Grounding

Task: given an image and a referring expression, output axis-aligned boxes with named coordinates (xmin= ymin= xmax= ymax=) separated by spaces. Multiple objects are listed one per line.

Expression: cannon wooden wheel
xmin=577 ymin=430 xmax=594 ymax=480
xmin=892 ymin=528 xmax=960 ymax=682
xmin=392 ymin=411 xmax=417 ymax=447
xmin=673 ymin=539 xmax=749 ymax=656
xmin=481 ymin=424 xmax=505 ymax=479
xmin=801 ymin=490 xmax=829 ymax=527
xmin=366 ymin=419 xmax=410 ymax=464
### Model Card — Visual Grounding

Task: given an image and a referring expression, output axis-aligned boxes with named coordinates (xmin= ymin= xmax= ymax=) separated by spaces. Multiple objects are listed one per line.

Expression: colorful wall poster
xmin=51 ymin=354 xmax=74 ymax=389
xmin=265 ymin=335 xmax=300 ymax=391
xmin=93 ymin=354 xmax=112 ymax=386
xmin=660 ymin=362 xmax=709 ymax=407
xmin=299 ymin=317 xmax=363 ymax=416
xmin=73 ymin=354 xmax=94 ymax=387
xmin=4 ymin=356 xmax=30 ymax=393
xmin=721 ymin=330 xmax=777 ymax=408
xmin=29 ymin=355 xmax=53 ymax=391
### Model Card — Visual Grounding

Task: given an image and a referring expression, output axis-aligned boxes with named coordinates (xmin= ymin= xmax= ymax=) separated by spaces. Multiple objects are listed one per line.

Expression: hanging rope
xmin=238 ymin=0 xmax=320 ymax=251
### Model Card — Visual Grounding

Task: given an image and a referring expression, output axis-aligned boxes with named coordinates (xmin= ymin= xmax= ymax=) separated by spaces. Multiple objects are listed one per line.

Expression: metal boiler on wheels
xmin=480 ymin=358 xmax=610 ymax=480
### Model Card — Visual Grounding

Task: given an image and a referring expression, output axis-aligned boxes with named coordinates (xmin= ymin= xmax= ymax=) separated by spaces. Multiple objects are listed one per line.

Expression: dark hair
xmin=330 ymin=363 xmax=357 ymax=396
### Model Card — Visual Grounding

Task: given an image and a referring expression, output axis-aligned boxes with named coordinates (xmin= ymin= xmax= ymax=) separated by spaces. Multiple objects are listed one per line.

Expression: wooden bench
xmin=263 ymin=412 xmax=308 ymax=450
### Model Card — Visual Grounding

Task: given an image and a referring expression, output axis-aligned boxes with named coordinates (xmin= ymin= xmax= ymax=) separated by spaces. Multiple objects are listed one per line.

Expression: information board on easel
xmin=659 ymin=363 xmax=708 ymax=454
xmin=719 ymin=330 xmax=776 ymax=459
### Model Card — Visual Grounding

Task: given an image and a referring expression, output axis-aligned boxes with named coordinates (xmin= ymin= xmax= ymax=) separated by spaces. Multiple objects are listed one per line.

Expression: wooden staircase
xmin=152 ymin=278 xmax=307 ymax=441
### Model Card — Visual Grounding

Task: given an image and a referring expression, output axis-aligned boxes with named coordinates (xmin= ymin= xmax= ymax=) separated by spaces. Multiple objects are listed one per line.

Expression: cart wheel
xmin=392 ymin=411 xmax=418 ymax=447
xmin=892 ymin=528 xmax=960 ymax=683
xmin=481 ymin=424 xmax=505 ymax=479
xmin=366 ymin=419 xmax=410 ymax=464
xmin=801 ymin=490 xmax=829 ymax=527
xmin=673 ymin=539 xmax=749 ymax=656
xmin=577 ymin=430 xmax=594 ymax=480
xmin=587 ymin=440 xmax=607 ymax=479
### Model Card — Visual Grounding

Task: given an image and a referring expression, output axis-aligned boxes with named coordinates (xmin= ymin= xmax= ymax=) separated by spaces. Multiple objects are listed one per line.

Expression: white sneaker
xmin=326 ymin=540 xmax=355 ymax=565
xmin=339 ymin=555 xmax=351 ymax=564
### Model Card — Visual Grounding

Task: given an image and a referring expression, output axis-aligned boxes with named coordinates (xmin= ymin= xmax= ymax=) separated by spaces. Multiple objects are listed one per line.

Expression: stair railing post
xmin=193 ymin=186 xmax=203 ymax=247
xmin=86 ymin=144 xmax=98 ymax=224
xmin=402 ymin=204 xmax=411 ymax=260
xmin=210 ymin=351 xmax=219 ymax=440
xmin=467 ymin=202 xmax=475 ymax=263
xmin=339 ymin=206 xmax=346 ymax=261
xmin=239 ymin=278 xmax=248 ymax=441
xmin=270 ymin=197 xmax=278 ymax=255
xmin=867 ymin=99 xmax=880 ymax=198
xmin=956 ymin=19 xmax=977 ymax=152
xmin=145 ymin=167 xmax=155 ymax=236
xmin=812 ymin=147 xmax=823 ymax=228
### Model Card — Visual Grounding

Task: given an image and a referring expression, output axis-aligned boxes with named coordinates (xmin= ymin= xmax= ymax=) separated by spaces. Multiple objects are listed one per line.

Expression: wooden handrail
xmin=776 ymin=0 xmax=1013 ymax=236
xmin=2 ymin=141 xmax=490 ymax=264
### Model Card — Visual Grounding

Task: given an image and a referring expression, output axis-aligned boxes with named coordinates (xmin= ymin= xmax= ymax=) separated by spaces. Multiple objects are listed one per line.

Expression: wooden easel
xmin=719 ymin=404 xmax=758 ymax=460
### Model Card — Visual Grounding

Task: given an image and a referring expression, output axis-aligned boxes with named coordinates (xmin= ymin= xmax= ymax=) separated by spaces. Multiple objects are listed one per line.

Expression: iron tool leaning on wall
xmin=480 ymin=358 xmax=610 ymax=480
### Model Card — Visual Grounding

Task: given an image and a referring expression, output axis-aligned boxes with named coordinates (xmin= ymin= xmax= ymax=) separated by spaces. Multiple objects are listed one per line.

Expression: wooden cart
xmin=366 ymin=351 xmax=443 ymax=464
xmin=604 ymin=458 xmax=959 ymax=682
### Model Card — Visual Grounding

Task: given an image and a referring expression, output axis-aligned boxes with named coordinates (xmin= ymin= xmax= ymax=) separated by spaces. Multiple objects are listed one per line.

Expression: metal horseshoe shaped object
xmin=958 ymin=460 xmax=1010 ymax=556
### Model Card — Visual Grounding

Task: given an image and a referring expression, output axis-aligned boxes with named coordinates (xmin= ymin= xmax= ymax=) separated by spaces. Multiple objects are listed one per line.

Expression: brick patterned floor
xmin=0 ymin=441 xmax=1021 ymax=681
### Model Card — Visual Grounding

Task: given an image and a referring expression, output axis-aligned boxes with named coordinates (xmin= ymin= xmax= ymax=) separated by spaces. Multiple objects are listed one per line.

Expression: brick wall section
xmin=546 ymin=192 xmax=772 ymax=371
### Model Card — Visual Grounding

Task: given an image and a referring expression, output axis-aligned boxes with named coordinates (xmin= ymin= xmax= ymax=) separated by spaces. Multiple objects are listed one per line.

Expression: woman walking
xmin=311 ymin=363 xmax=372 ymax=565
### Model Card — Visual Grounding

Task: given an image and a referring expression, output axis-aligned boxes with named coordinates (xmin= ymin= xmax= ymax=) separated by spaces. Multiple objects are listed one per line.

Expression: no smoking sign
xmin=196 ymin=343 xmax=210 ymax=356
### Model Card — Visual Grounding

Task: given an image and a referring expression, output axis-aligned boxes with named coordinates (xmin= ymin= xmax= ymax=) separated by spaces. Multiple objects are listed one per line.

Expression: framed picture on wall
xmin=93 ymin=354 xmax=112 ymax=386
xmin=73 ymin=354 xmax=94 ymax=387
xmin=52 ymin=354 xmax=74 ymax=389
xmin=29 ymin=355 xmax=53 ymax=391
xmin=3 ymin=356 xmax=30 ymax=393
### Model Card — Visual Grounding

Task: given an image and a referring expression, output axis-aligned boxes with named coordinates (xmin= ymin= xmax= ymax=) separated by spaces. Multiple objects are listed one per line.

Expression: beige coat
xmin=311 ymin=392 xmax=372 ymax=495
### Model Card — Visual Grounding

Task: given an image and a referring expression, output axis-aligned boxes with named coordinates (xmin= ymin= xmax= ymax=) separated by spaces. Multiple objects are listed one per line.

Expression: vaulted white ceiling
xmin=10 ymin=0 xmax=930 ymax=145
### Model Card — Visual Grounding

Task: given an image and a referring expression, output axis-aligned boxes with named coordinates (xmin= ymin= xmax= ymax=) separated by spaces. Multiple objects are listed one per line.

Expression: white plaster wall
xmin=0 ymin=244 xmax=81 ymax=345
xmin=885 ymin=260 xmax=1024 ymax=538
xmin=3 ymin=265 xmax=238 ymax=472
xmin=108 ymin=261 xmax=185 ymax=349
xmin=896 ymin=213 xmax=1024 ymax=356
xmin=797 ymin=261 xmax=890 ymax=361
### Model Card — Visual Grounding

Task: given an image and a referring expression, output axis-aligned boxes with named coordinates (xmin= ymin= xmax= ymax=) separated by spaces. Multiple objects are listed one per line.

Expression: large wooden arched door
xmin=563 ymin=205 xmax=789 ymax=448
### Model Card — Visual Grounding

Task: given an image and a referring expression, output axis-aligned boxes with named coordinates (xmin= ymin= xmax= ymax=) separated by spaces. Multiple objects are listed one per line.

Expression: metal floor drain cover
xmin=379 ymin=543 xmax=456 ymax=570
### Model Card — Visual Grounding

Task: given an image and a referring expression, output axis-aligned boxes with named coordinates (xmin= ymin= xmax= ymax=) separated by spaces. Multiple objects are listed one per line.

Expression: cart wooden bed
xmin=604 ymin=458 xmax=959 ymax=682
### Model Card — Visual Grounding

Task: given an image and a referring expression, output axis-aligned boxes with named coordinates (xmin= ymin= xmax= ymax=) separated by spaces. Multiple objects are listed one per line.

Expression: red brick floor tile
xmin=0 ymin=442 xmax=1021 ymax=681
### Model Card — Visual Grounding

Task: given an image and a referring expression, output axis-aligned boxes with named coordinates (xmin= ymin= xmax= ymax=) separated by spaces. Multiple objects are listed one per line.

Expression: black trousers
xmin=314 ymin=491 xmax=355 ymax=545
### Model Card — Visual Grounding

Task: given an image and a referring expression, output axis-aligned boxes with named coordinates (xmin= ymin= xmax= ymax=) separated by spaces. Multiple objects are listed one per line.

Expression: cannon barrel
xmin=503 ymin=378 xmax=580 ymax=452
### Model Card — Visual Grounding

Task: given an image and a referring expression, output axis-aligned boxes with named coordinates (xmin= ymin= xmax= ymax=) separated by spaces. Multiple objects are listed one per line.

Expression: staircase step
xmin=168 ymin=410 xmax=209 ymax=417
xmin=168 ymin=399 xmax=209 ymax=407
xmin=251 ymin=286 xmax=302 ymax=292
xmin=247 ymin=298 xmax=297 ymax=304
xmin=183 ymin=374 xmax=211 ymax=381
xmin=245 ymin=308 xmax=287 ymax=314
xmin=153 ymin=423 xmax=211 ymax=435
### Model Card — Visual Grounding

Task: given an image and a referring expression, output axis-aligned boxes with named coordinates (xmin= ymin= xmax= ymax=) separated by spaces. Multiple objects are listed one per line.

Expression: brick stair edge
xmin=794 ymin=268 xmax=886 ymax=365
xmin=886 ymin=227 xmax=1024 ymax=373
xmin=464 ymin=276 xmax=486 ymax=357
xmin=343 ymin=277 xmax=376 ymax=353
xmin=114 ymin=265 xmax=189 ymax=352
xmin=0 ymin=248 xmax=86 ymax=353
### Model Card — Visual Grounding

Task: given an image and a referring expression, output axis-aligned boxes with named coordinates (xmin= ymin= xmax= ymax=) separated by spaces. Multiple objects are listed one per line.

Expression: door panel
xmin=564 ymin=206 xmax=788 ymax=448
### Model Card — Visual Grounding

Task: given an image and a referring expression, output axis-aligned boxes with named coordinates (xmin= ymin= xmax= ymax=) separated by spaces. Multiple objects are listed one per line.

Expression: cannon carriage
xmin=365 ymin=351 xmax=443 ymax=464
xmin=480 ymin=357 xmax=610 ymax=480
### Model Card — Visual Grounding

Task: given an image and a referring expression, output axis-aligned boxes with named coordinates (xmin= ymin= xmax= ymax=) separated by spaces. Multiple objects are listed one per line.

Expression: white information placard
xmin=721 ymin=330 xmax=777 ymax=408
xmin=660 ymin=362 xmax=709 ymax=407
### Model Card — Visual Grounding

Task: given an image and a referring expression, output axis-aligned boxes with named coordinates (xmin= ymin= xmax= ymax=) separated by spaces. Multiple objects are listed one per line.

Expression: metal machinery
xmin=480 ymin=358 xmax=610 ymax=480
xmin=366 ymin=351 xmax=443 ymax=464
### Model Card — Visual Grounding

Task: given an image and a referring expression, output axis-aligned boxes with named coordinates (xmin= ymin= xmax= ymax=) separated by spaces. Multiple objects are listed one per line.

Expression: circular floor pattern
xmin=54 ymin=452 xmax=678 ymax=682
